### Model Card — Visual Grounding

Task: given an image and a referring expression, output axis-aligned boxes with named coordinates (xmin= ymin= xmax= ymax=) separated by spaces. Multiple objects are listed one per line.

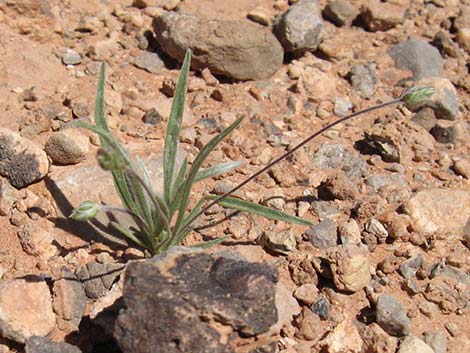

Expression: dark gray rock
xmin=430 ymin=121 xmax=462 ymax=144
xmin=388 ymin=39 xmax=443 ymax=80
xmin=323 ymin=0 xmax=358 ymax=26
xmin=376 ymin=294 xmax=411 ymax=337
xmin=0 ymin=128 xmax=49 ymax=189
xmin=432 ymin=31 xmax=460 ymax=58
xmin=142 ymin=108 xmax=162 ymax=125
xmin=306 ymin=219 xmax=338 ymax=249
xmin=133 ymin=52 xmax=165 ymax=74
xmin=399 ymin=254 xmax=423 ymax=279
xmin=310 ymin=297 xmax=330 ymax=320
xmin=25 ymin=336 xmax=82 ymax=353
xmin=114 ymin=247 xmax=278 ymax=353
xmin=75 ymin=262 xmax=124 ymax=299
xmin=52 ymin=267 xmax=87 ymax=332
xmin=153 ymin=12 xmax=283 ymax=80
xmin=312 ymin=143 xmax=368 ymax=180
xmin=349 ymin=63 xmax=377 ymax=98
xmin=273 ymin=0 xmax=323 ymax=54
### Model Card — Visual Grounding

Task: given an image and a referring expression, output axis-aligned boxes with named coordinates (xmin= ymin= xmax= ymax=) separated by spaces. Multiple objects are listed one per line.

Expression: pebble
xmin=323 ymin=0 xmax=359 ymax=26
xmin=349 ymin=63 xmax=377 ymax=98
xmin=328 ymin=245 xmax=371 ymax=293
xmin=376 ymin=294 xmax=411 ymax=337
xmin=361 ymin=0 xmax=405 ymax=31
xmin=397 ymin=335 xmax=434 ymax=353
xmin=293 ymin=283 xmax=319 ymax=305
xmin=25 ymin=336 xmax=82 ymax=353
xmin=17 ymin=223 xmax=58 ymax=260
xmin=0 ymin=177 xmax=22 ymax=216
xmin=399 ymin=254 xmax=423 ymax=279
xmin=294 ymin=307 xmax=323 ymax=341
xmin=363 ymin=219 xmax=388 ymax=244
xmin=404 ymin=188 xmax=470 ymax=236
xmin=273 ymin=0 xmax=323 ymax=54
xmin=318 ymin=319 xmax=363 ymax=353
xmin=258 ymin=229 xmax=296 ymax=255
xmin=133 ymin=52 xmax=165 ymax=74
xmin=310 ymin=297 xmax=330 ymax=320
xmin=406 ymin=77 xmax=459 ymax=120
xmin=306 ymin=219 xmax=338 ymax=249
xmin=411 ymin=107 xmax=437 ymax=131
xmin=453 ymin=158 xmax=470 ymax=178
xmin=142 ymin=108 xmax=162 ymax=125
xmin=338 ymin=219 xmax=361 ymax=245
xmin=0 ymin=279 xmax=56 ymax=343
xmin=296 ymin=67 xmax=336 ymax=102
xmin=456 ymin=28 xmax=470 ymax=53
xmin=0 ymin=128 xmax=49 ymax=189
xmin=75 ymin=262 xmax=125 ymax=299
xmin=432 ymin=31 xmax=460 ymax=58
xmin=430 ymin=120 xmax=461 ymax=144
xmin=333 ymin=96 xmax=352 ymax=117
xmin=247 ymin=8 xmax=271 ymax=26
xmin=154 ymin=12 xmax=283 ymax=80
xmin=45 ymin=128 xmax=89 ymax=165
xmin=422 ymin=330 xmax=447 ymax=353
xmin=388 ymin=39 xmax=443 ymax=80
xmin=62 ymin=49 xmax=82 ymax=66
xmin=320 ymin=173 xmax=357 ymax=200
xmin=359 ymin=323 xmax=398 ymax=353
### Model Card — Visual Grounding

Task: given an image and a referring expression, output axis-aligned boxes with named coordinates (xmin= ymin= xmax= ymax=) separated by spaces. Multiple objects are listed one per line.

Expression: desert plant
xmin=71 ymin=49 xmax=434 ymax=256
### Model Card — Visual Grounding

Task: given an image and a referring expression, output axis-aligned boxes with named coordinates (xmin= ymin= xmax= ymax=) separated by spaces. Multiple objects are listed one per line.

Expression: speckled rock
xmin=404 ymin=188 xmax=470 ymax=236
xmin=349 ymin=63 xmax=377 ymax=98
xmin=0 ymin=279 xmax=56 ymax=344
xmin=153 ymin=11 xmax=283 ymax=80
xmin=273 ymin=0 xmax=323 ymax=54
xmin=388 ymin=39 xmax=443 ymax=80
xmin=45 ymin=129 xmax=89 ymax=165
xmin=0 ymin=128 xmax=49 ymax=189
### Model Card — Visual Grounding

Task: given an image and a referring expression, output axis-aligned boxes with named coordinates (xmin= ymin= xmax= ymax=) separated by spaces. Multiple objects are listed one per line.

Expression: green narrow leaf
xmin=174 ymin=197 xmax=207 ymax=246
xmin=173 ymin=116 xmax=244 ymax=236
xmin=110 ymin=221 xmax=149 ymax=249
xmin=206 ymin=195 xmax=313 ymax=226
xmin=194 ymin=160 xmax=242 ymax=183
xmin=94 ymin=62 xmax=109 ymax=137
xmin=191 ymin=236 xmax=228 ymax=249
xmin=170 ymin=157 xmax=188 ymax=213
xmin=164 ymin=49 xmax=191 ymax=205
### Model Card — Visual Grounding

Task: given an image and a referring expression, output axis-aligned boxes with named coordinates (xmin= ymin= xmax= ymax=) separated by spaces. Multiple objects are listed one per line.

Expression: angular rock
xmin=17 ymin=223 xmax=58 ymax=260
xmin=359 ymin=323 xmax=398 ymax=353
xmin=406 ymin=77 xmax=459 ymax=120
xmin=404 ymin=188 xmax=470 ymax=236
xmin=363 ymin=219 xmax=388 ymax=244
xmin=272 ymin=282 xmax=301 ymax=335
xmin=411 ymin=107 xmax=437 ymax=131
xmin=328 ymin=245 xmax=371 ymax=293
xmin=114 ymin=247 xmax=279 ymax=353
xmin=399 ymin=254 xmax=422 ymax=279
xmin=338 ymin=219 xmax=362 ymax=245
xmin=361 ymin=0 xmax=405 ymax=31
xmin=323 ymin=0 xmax=359 ymax=26
xmin=388 ymin=39 xmax=443 ymax=80
xmin=349 ymin=63 xmax=377 ymax=98
xmin=319 ymin=320 xmax=363 ymax=353
xmin=0 ymin=128 xmax=49 ymax=189
xmin=397 ymin=336 xmax=434 ymax=353
xmin=0 ymin=177 xmax=22 ymax=216
xmin=310 ymin=297 xmax=330 ymax=320
xmin=293 ymin=283 xmax=318 ymax=305
xmin=52 ymin=267 xmax=87 ymax=333
xmin=25 ymin=336 xmax=82 ymax=353
xmin=153 ymin=12 xmax=283 ymax=80
xmin=45 ymin=129 xmax=89 ymax=165
xmin=258 ymin=229 xmax=296 ymax=255
xmin=296 ymin=67 xmax=336 ymax=102
xmin=133 ymin=51 xmax=165 ymax=74
xmin=432 ymin=31 xmax=460 ymax=58
xmin=294 ymin=307 xmax=323 ymax=341
xmin=273 ymin=0 xmax=323 ymax=54
xmin=75 ymin=262 xmax=124 ymax=299
xmin=306 ymin=219 xmax=338 ymax=249
xmin=0 ymin=279 xmax=56 ymax=344
xmin=423 ymin=330 xmax=446 ymax=353
xmin=364 ymin=124 xmax=401 ymax=163
xmin=430 ymin=120 xmax=462 ymax=144
xmin=320 ymin=172 xmax=358 ymax=200
xmin=376 ymin=294 xmax=411 ymax=337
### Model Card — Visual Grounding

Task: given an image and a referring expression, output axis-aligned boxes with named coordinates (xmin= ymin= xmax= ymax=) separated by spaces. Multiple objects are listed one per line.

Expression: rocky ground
xmin=0 ymin=0 xmax=469 ymax=352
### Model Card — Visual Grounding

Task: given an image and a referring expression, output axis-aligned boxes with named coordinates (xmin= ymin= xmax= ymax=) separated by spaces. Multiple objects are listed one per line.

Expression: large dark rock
xmin=153 ymin=12 xmax=284 ymax=80
xmin=114 ymin=248 xmax=279 ymax=353
xmin=25 ymin=336 xmax=82 ymax=353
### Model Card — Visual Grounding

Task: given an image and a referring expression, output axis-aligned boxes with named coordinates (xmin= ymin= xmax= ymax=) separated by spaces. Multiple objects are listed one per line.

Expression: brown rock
xmin=361 ymin=0 xmax=406 ymax=32
xmin=293 ymin=283 xmax=319 ymax=305
xmin=17 ymin=223 xmax=58 ymax=260
xmin=318 ymin=319 xmax=363 ymax=353
xmin=294 ymin=307 xmax=324 ymax=341
xmin=296 ymin=67 xmax=336 ymax=102
xmin=359 ymin=323 xmax=398 ymax=353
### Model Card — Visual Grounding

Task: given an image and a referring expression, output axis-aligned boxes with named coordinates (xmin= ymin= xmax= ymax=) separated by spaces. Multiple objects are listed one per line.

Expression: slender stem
xmin=180 ymin=98 xmax=402 ymax=234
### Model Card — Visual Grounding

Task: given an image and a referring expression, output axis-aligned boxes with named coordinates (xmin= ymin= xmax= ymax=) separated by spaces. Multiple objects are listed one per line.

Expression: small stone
xmin=407 ymin=77 xmax=459 ymax=120
xmin=25 ymin=336 xmax=82 ymax=353
xmin=430 ymin=121 xmax=461 ymax=144
xmin=76 ymin=15 xmax=103 ymax=33
xmin=411 ymin=107 xmax=437 ymax=131
xmin=453 ymin=158 xmax=470 ymax=178
xmin=45 ymin=129 xmax=89 ymax=165
xmin=0 ymin=128 xmax=49 ymax=189
xmin=323 ymin=0 xmax=359 ymax=26
xmin=333 ymin=97 xmax=352 ymax=117
xmin=273 ymin=0 xmax=323 ymax=54
xmin=320 ymin=172 xmax=357 ymax=200
xmin=366 ymin=174 xmax=386 ymax=190
xmin=310 ymin=297 xmax=330 ymax=320
xmin=456 ymin=28 xmax=470 ymax=53
xmin=247 ymin=8 xmax=271 ymax=26
xmin=142 ymin=108 xmax=162 ymax=125
xmin=62 ymin=50 xmax=82 ymax=66
xmin=364 ymin=125 xmax=400 ymax=163
xmin=306 ymin=219 xmax=338 ymax=249
xmin=397 ymin=336 xmax=434 ymax=353
xmin=294 ymin=307 xmax=323 ymax=341
xmin=72 ymin=103 xmax=90 ymax=119
xmin=319 ymin=319 xmax=363 ymax=353
xmin=432 ymin=31 xmax=460 ymax=58
xmin=338 ymin=219 xmax=361 ymax=245
xmin=363 ymin=219 xmax=388 ymax=244
xmin=133 ymin=52 xmax=164 ymax=74
xmin=388 ymin=39 xmax=443 ymax=80
xmin=349 ymin=63 xmax=377 ymax=98
xmin=399 ymin=254 xmax=423 ymax=279
xmin=361 ymin=0 xmax=405 ymax=31
xmin=258 ymin=229 xmax=297 ymax=255
xmin=376 ymin=294 xmax=411 ymax=337
xmin=0 ymin=279 xmax=56 ymax=344
xmin=422 ymin=331 xmax=447 ymax=353
xmin=75 ymin=262 xmax=125 ymax=299
xmin=328 ymin=245 xmax=371 ymax=293
xmin=359 ymin=323 xmax=398 ymax=353
xmin=21 ymin=87 xmax=38 ymax=102
xmin=296 ymin=67 xmax=336 ymax=102
xmin=293 ymin=283 xmax=318 ymax=305
xmin=404 ymin=188 xmax=470 ymax=236
xmin=0 ymin=178 xmax=21 ymax=216
xmin=17 ymin=224 xmax=58 ymax=260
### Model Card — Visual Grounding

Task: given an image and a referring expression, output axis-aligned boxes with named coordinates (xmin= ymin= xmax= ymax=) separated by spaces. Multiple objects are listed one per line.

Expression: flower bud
xmin=70 ymin=201 xmax=101 ymax=221
xmin=402 ymin=86 xmax=435 ymax=110
xmin=97 ymin=147 xmax=128 ymax=171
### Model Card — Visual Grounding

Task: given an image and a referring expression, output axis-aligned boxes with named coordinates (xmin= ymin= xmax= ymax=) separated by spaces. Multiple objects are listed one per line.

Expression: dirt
xmin=0 ymin=0 xmax=469 ymax=352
